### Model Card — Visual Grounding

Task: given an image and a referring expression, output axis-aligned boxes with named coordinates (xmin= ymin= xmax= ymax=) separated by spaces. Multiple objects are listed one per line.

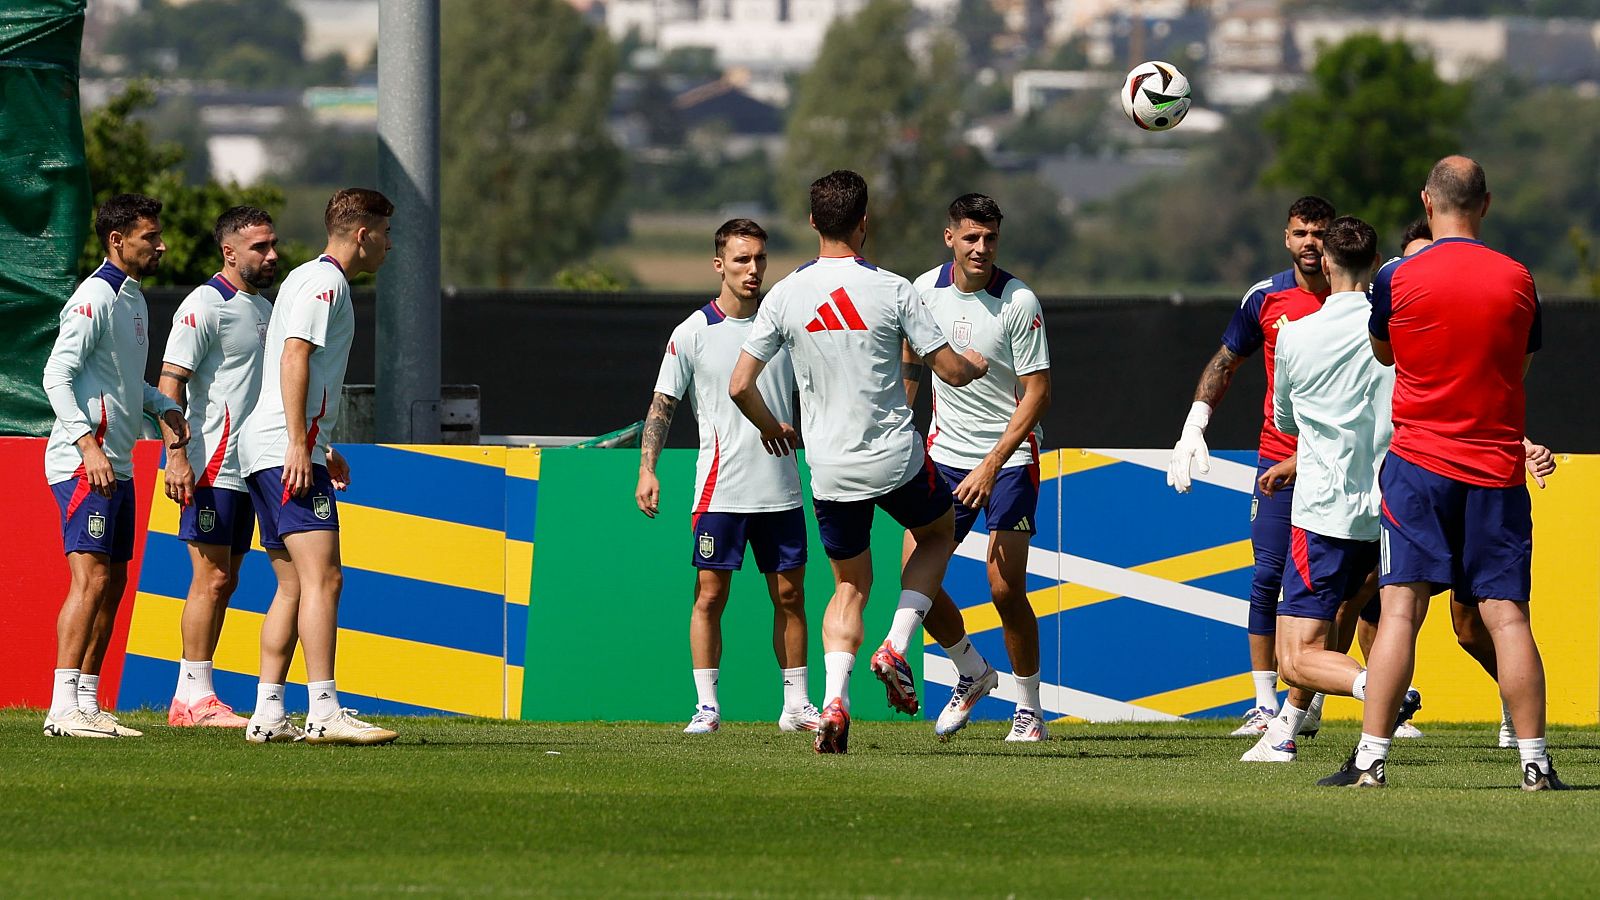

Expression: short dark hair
xmin=1425 ymin=156 xmax=1487 ymax=215
xmin=1322 ymin=215 xmax=1378 ymax=275
xmin=1287 ymin=195 xmax=1335 ymax=226
xmin=95 ymin=193 xmax=162 ymax=249
xmin=1400 ymin=216 xmax=1431 ymax=249
xmin=948 ymin=193 xmax=1003 ymax=227
xmin=213 ymin=205 xmax=274 ymax=248
xmin=714 ymin=218 xmax=768 ymax=257
xmin=809 ymin=170 xmax=868 ymax=241
xmin=324 ymin=187 xmax=394 ymax=235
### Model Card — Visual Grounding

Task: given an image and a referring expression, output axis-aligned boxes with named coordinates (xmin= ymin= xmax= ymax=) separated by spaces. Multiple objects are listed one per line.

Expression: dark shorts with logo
xmin=51 ymin=476 xmax=136 ymax=562
xmin=812 ymin=453 xmax=954 ymax=561
xmin=178 ymin=486 xmax=256 ymax=553
xmin=246 ymin=465 xmax=340 ymax=551
xmin=934 ymin=460 xmax=1040 ymax=544
xmin=690 ymin=508 xmax=807 ymax=573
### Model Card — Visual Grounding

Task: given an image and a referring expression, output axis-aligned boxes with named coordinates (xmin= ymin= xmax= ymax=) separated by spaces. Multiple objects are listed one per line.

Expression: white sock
xmin=1251 ymin=670 xmax=1279 ymax=712
xmin=1351 ymin=669 xmax=1368 ymax=700
xmin=50 ymin=669 xmax=80 ymax=718
xmin=692 ymin=668 xmax=719 ymax=711
xmin=77 ymin=674 xmax=102 ymax=715
xmin=781 ymin=666 xmax=808 ymax=710
xmin=255 ymin=683 xmax=286 ymax=721
xmin=824 ymin=651 xmax=854 ymax=711
xmin=1016 ymin=671 xmax=1042 ymax=712
xmin=1307 ymin=692 xmax=1326 ymax=716
xmin=180 ymin=659 xmax=216 ymax=705
xmin=1269 ymin=703 xmax=1308 ymax=743
xmin=885 ymin=590 xmax=933 ymax=654
xmin=307 ymin=679 xmax=340 ymax=720
xmin=1517 ymin=737 xmax=1550 ymax=773
xmin=1354 ymin=732 xmax=1392 ymax=769
xmin=941 ymin=636 xmax=987 ymax=679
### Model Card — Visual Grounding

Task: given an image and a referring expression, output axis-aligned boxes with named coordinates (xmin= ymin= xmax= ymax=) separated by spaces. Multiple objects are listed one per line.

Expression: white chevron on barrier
xmin=923 ymin=655 xmax=1183 ymax=722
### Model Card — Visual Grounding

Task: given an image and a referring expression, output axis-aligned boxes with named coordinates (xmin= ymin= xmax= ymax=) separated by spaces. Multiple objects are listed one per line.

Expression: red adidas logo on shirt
xmin=181 ymin=313 xmax=198 ymax=328
xmin=316 ymin=289 xmax=336 ymax=303
xmin=804 ymin=288 xmax=868 ymax=333
xmin=73 ymin=304 xmax=92 ymax=319
xmin=1029 ymin=315 xmax=1043 ymax=330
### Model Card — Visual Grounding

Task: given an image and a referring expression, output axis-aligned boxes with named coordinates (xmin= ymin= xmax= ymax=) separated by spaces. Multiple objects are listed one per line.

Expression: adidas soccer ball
xmin=1120 ymin=61 xmax=1191 ymax=131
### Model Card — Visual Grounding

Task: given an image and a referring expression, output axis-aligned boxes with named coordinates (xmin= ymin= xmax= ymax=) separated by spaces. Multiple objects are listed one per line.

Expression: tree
xmin=440 ymin=0 xmax=622 ymax=288
xmin=781 ymin=0 xmax=986 ymax=276
xmin=1262 ymin=35 xmax=1469 ymax=238
xmin=81 ymin=83 xmax=302 ymax=284
xmin=103 ymin=0 xmax=317 ymax=88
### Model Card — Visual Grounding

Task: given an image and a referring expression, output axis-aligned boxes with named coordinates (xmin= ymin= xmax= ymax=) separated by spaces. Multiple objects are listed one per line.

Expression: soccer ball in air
xmin=1120 ymin=61 xmax=1191 ymax=131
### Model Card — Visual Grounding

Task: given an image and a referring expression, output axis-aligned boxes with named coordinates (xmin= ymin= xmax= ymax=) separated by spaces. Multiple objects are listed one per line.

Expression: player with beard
xmin=1166 ymin=196 xmax=1334 ymax=736
xmin=41 ymin=193 xmax=189 ymax=738
xmin=158 ymin=206 xmax=280 ymax=728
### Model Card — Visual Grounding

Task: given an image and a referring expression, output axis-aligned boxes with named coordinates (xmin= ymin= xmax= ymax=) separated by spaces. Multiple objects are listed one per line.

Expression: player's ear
xmin=944 ymin=227 xmax=955 ymax=249
xmin=1480 ymin=191 xmax=1492 ymax=219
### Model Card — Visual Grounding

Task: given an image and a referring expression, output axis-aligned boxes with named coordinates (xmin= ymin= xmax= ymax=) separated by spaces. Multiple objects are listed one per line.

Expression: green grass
xmin=1 ymin=711 xmax=1596 ymax=898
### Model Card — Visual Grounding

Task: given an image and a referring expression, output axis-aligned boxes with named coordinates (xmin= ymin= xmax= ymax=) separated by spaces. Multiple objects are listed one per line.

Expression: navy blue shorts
xmin=1249 ymin=456 xmax=1294 ymax=636
xmin=1278 ymin=526 xmax=1379 ymax=622
xmin=178 ymin=486 xmax=256 ymax=553
xmin=691 ymin=508 xmax=807 ymax=573
xmin=246 ymin=465 xmax=340 ymax=551
xmin=813 ymin=453 xmax=953 ymax=561
xmin=934 ymin=461 xmax=1039 ymax=543
xmin=51 ymin=476 xmax=136 ymax=562
xmin=1378 ymin=452 xmax=1532 ymax=602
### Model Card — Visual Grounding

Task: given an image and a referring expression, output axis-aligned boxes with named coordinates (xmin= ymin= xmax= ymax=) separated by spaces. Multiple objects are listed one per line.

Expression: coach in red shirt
xmin=1316 ymin=156 xmax=1563 ymax=790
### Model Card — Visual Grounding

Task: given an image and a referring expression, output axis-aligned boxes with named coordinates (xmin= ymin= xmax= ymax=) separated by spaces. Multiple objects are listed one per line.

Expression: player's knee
xmin=989 ymin=580 xmax=1030 ymax=618
xmin=772 ymin=581 xmax=803 ymax=610
xmin=693 ymin=585 xmax=729 ymax=613
xmin=202 ymin=566 xmax=233 ymax=598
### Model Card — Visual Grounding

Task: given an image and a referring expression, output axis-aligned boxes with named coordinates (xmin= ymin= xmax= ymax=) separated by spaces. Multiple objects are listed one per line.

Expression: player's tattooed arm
xmin=640 ymin=391 xmax=678 ymax=474
xmin=1193 ymin=345 xmax=1245 ymax=406
xmin=901 ymin=339 xmax=927 ymax=407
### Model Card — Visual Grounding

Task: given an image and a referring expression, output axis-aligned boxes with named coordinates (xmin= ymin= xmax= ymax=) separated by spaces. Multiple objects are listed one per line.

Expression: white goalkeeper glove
xmin=1166 ymin=401 xmax=1212 ymax=493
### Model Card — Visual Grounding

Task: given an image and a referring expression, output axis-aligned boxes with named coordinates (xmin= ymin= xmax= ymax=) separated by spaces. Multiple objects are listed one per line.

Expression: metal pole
xmin=376 ymin=0 xmax=441 ymax=443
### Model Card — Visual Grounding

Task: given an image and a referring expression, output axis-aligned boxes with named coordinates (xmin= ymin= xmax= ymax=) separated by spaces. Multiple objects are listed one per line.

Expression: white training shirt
xmin=163 ymin=274 xmax=273 ymax=492
xmin=240 ymin=255 xmax=355 ymax=474
xmin=743 ymin=255 xmax=947 ymax=502
xmin=654 ymin=300 xmax=801 ymax=514
xmin=1273 ymin=290 xmax=1396 ymax=541
xmin=43 ymin=260 xmax=180 ymax=484
xmin=915 ymin=263 xmax=1051 ymax=470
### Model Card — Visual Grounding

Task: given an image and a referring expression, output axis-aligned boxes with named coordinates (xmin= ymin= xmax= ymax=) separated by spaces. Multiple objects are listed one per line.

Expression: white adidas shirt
xmin=744 ymin=256 xmax=947 ymax=502
xmin=915 ymin=263 xmax=1050 ymax=470
xmin=42 ymin=260 xmax=180 ymax=484
xmin=240 ymin=256 xmax=355 ymax=474
xmin=163 ymin=274 xmax=273 ymax=492
xmin=655 ymin=300 xmax=801 ymax=514
xmin=1273 ymin=291 xmax=1396 ymax=541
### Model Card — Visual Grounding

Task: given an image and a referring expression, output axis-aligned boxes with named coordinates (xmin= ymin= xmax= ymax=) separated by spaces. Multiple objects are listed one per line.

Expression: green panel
xmin=525 ymin=447 xmax=918 ymax=722
xmin=0 ymin=1 xmax=89 ymax=436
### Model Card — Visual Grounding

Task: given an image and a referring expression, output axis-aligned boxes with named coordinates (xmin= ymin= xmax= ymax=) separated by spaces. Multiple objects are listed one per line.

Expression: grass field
xmin=2 ymin=711 xmax=1596 ymax=898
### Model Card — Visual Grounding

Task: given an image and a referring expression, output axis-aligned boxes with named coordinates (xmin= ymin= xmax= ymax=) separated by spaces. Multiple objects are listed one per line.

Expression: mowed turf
xmin=1 ymin=711 xmax=1596 ymax=898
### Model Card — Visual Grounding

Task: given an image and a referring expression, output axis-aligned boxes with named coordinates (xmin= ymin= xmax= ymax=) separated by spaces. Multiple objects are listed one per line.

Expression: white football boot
xmin=1229 ymin=705 xmax=1276 ymax=737
xmin=303 ymin=708 xmax=398 ymax=745
xmin=42 ymin=708 xmax=117 ymax=739
xmin=91 ymin=710 xmax=143 ymax=737
xmin=934 ymin=666 xmax=999 ymax=739
xmin=246 ymin=716 xmax=307 ymax=744
xmin=1240 ymin=731 xmax=1297 ymax=763
xmin=778 ymin=703 xmax=822 ymax=733
xmin=682 ymin=705 xmax=721 ymax=735
xmin=1005 ymin=707 xmax=1049 ymax=742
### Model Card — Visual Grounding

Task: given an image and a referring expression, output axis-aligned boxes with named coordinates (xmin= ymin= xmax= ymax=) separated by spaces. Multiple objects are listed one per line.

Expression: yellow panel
xmin=380 ymin=444 xmax=506 ymax=467
xmin=505 ymin=540 xmax=532 ymax=605
xmin=505 ymin=446 xmax=541 ymax=480
xmin=340 ymin=504 xmax=506 ymax=595
xmin=1134 ymin=672 xmax=1256 ymax=717
xmin=125 ymin=592 xmax=504 ymax=717
xmin=1054 ymin=449 xmax=1121 ymax=477
xmin=149 ymin=469 xmax=182 ymax=536
xmin=1325 ymin=458 xmax=1600 ymax=726
xmin=507 ymin=665 xmax=524 ymax=719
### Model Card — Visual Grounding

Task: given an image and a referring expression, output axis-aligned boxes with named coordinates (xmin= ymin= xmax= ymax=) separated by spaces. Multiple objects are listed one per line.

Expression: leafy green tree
xmin=440 ymin=0 xmax=622 ymax=287
xmin=782 ymin=0 xmax=985 ymax=276
xmin=80 ymin=83 xmax=303 ymax=284
xmin=1262 ymin=35 xmax=1468 ymax=238
xmin=103 ymin=0 xmax=320 ymax=88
